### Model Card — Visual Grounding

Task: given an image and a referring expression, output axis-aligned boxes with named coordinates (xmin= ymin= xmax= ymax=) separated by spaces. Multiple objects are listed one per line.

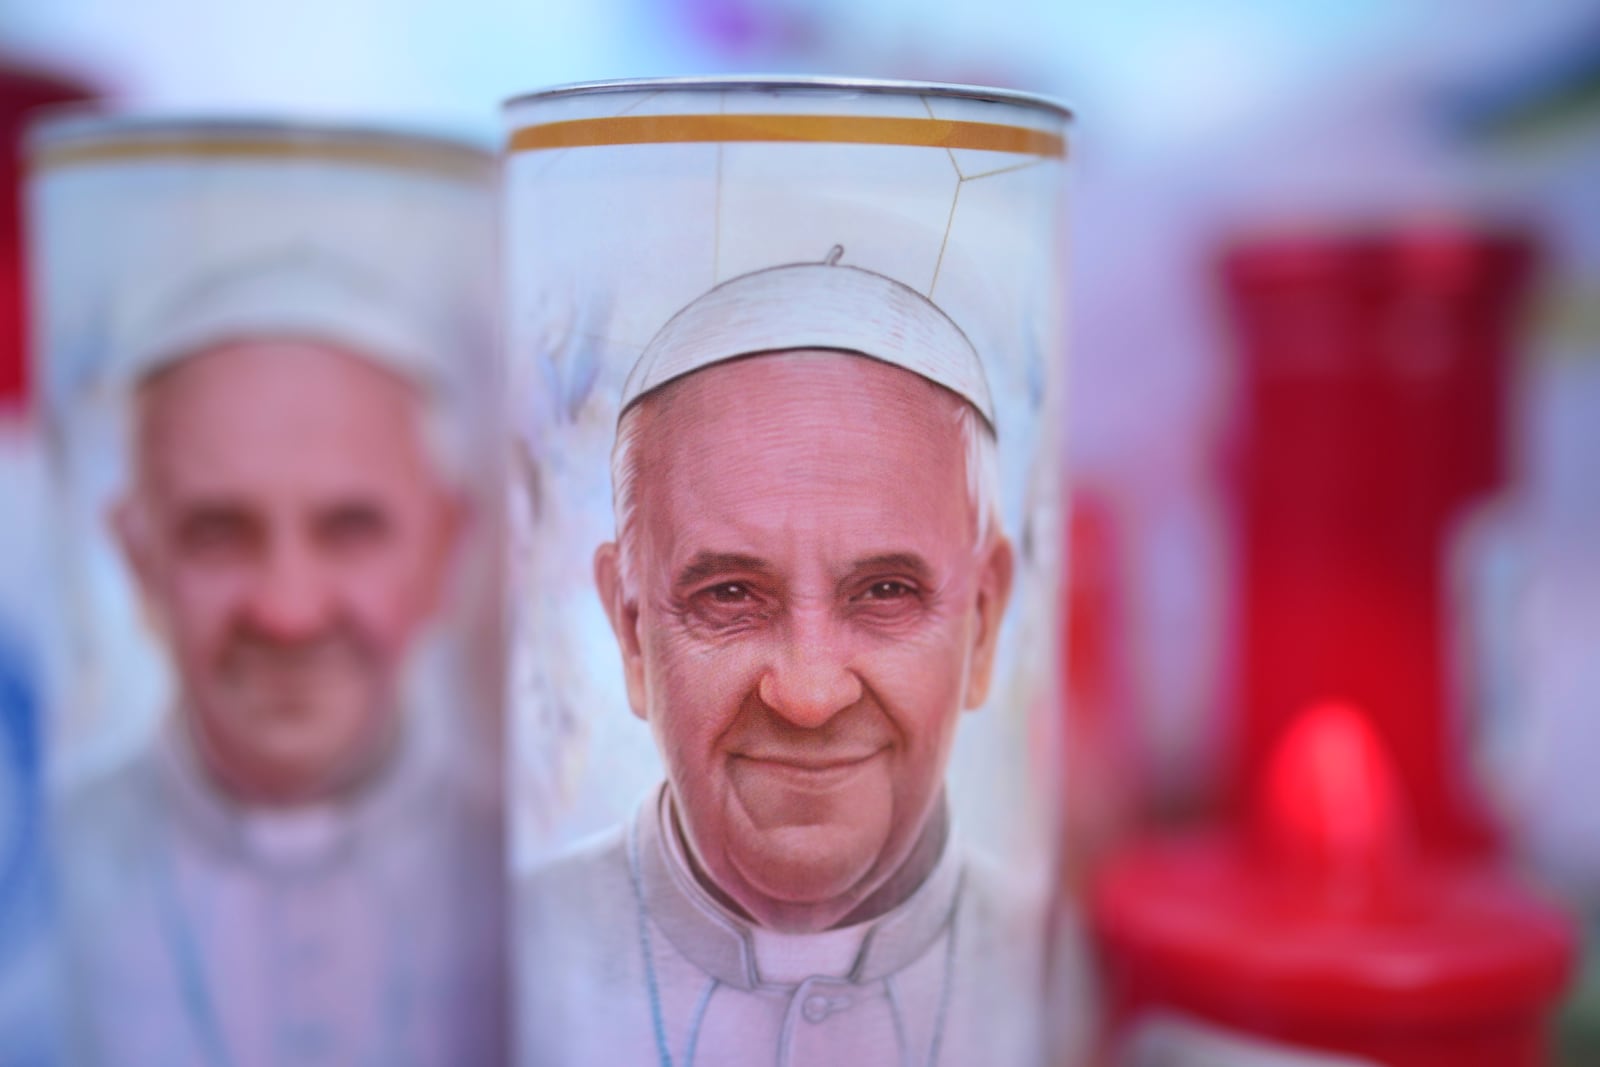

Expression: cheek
xmin=163 ymin=566 xmax=251 ymax=656
xmin=643 ymin=627 xmax=763 ymax=761
xmin=864 ymin=622 xmax=972 ymax=749
xmin=334 ymin=537 xmax=442 ymax=641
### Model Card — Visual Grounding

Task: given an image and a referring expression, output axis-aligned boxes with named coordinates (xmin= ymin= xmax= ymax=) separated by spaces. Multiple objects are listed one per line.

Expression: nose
xmin=242 ymin=535 xmax=336 ymax=641
xmin=756 ymin=613 xmax=863 ymax=729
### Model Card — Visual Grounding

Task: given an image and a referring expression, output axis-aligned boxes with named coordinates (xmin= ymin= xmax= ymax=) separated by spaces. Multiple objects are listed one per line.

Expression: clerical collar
xmin=633 ymin=782 xmax=963 ymax=992
xmin=155 ymin=712 xmax=441 ymax=875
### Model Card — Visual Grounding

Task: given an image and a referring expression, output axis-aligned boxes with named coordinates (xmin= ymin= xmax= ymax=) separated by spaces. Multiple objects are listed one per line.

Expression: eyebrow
xmin=674 ymin=552 xmax=775 ymax=589
xmin=173 ymin=497 xmax=254 ymax=522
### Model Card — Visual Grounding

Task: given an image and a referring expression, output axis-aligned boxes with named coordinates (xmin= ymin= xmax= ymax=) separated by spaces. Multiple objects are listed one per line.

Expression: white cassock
xmin=518 ymin=784 xmax=1044 ymax=1067
xmin=56 ymin=723 xmax=505 ymax=1067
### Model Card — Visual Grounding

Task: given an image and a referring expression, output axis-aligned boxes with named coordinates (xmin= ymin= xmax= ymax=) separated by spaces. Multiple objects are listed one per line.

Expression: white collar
xmin=633 ymin=782 xmax=963 ymax=991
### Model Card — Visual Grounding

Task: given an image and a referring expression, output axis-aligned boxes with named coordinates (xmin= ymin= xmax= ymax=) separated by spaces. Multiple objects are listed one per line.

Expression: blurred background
xmin=3 ymin=1 xmax=1599 ymax=1064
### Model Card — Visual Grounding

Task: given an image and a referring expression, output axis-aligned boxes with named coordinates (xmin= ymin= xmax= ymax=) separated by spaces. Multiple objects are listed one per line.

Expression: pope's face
xmin=596 ymin=351 xmax=1012 ymax=932
xmin=116 ymin=340 xmax=461 ymax=805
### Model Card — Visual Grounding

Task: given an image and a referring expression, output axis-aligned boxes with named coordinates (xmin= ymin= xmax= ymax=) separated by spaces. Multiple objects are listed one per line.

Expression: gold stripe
xmin=31 ymin=137 xmax=492 ymax=181
xmin=508 ymin=114 xmax=1066 ymax=157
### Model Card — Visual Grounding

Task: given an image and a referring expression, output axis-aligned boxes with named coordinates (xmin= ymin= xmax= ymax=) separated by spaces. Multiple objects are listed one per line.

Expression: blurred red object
xmin=1091 ymin=702 xmax=1574 ymax=1066
xmin=1 ymin=58 xmax=95 ymax=410
xmin=1221 ymin=227 xmax=1537 ymax=856
xmin=1059 ymin=487 xmax=1136 ymax=889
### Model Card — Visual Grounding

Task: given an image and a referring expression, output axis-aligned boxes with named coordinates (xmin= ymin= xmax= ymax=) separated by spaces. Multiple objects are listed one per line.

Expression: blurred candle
xmin=1091 ymin=701 xmax=1574 ymax=1066
xmin=1220 ymin=227 xmax=1536 ymax=855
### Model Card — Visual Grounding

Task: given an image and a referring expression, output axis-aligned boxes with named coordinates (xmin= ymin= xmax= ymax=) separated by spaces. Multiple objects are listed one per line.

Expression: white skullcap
xmin=118 ymin=244 xmax=446 ymax=392
xmin=620 ymin=247 xmax=996 ymax=430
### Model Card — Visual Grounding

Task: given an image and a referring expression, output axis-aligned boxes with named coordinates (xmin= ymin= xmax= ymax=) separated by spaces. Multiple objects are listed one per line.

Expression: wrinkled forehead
xmin=636 ymin=347 xmax=972 ymax=440
xmin=129 ymin=337 xmax=440 ymax=493
xmin=628 ymin=348 xmax=980 ymax=523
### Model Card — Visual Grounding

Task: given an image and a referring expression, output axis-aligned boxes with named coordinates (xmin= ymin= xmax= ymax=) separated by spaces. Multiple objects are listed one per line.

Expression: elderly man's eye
xmin=707 ymin=582 xmax=753 ymax=604
xmin=849 ymin=578 xmax=925 ymax=626
xmin=320 ymin=505 xmax=391 ymax=550
xmin=686 ymin=581 xmax=773 ymax=631
xmin=177 ymin=511 xmax=257 ymax=557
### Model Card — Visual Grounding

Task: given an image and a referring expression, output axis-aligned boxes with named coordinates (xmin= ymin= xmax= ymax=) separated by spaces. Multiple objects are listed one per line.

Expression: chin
xmin=214 ymin=723 xmax=378 ymax=801
xmin=733 ymin=828 xmax=883 ymax=908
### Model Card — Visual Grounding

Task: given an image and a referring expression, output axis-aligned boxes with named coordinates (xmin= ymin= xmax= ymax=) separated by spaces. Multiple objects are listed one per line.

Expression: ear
xmin=110 ymin=495 xmax=161 ymax=601
xmin=420 ymin=488 xmax=473 ymax=612
xmin=594 ymin=541 xmax=648 ymax=721
xmin=963 ymin=534 xmax=1015 ymax=710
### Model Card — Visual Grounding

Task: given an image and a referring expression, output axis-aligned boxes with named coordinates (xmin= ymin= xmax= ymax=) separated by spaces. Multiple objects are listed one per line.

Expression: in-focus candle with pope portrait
xmin=28 ymin=116 xmax=507 ymax=1066
xmin=505 ymin=77 xmax=1071 ymax=1066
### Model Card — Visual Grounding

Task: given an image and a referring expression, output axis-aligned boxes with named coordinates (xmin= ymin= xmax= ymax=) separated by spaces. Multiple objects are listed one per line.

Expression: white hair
xmin=609 ymin=368 xmax=1002 ymax=589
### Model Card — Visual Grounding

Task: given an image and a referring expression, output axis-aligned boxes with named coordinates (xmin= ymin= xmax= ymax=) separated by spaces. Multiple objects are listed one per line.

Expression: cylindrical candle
xmin=29 ymin=115 xmax=507 ymax=1066
xmin=503 ymin=76 xmax=1072 ymax=1067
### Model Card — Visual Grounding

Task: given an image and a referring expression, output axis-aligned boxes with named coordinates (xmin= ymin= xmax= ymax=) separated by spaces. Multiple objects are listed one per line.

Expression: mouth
xmin=732 ymin=749 xmax=886 ymax=787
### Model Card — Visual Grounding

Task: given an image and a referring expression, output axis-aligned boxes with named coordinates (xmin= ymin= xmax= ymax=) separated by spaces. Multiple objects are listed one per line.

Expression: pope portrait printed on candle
xmin=519 ymin=250 xmax=1044 ymax=1067
xmin=57 ymin=248 xmax=504 ymax=1067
